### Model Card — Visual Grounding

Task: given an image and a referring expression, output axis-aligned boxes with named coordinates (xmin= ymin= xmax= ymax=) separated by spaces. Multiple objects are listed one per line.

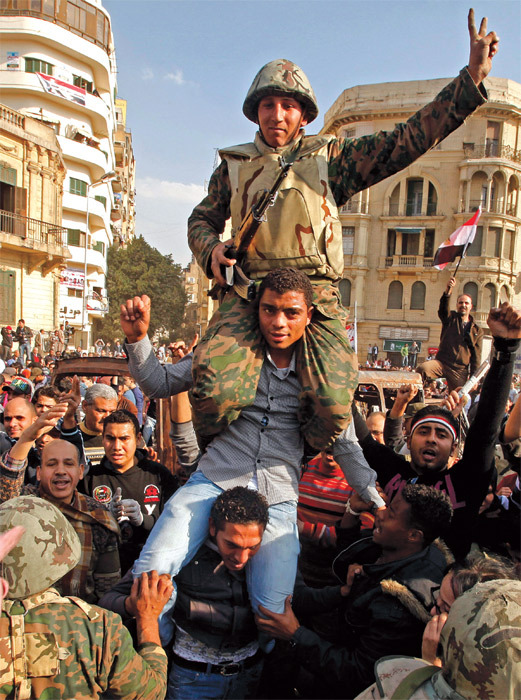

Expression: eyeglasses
xmin=430 ymin=585 xmax=441 ymax=614
xmin=429 ymin=584 xmax=452 ymax=615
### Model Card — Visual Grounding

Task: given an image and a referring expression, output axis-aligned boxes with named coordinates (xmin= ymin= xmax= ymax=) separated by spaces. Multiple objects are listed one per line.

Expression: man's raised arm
xmin=120 ymin=294 xmax=193 ymax=399
xmin=463 ymin=303 xmax=521 ymax=484
xmin=466 ymin=8 xmax=499 ymax=86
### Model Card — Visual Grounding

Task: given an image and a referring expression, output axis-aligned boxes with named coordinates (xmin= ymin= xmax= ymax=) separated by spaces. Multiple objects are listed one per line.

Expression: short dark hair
xmin=257 ymin=268 xmax=313 ymax=308
xmin=401 ymin=483 xmax=453 ymax=545
xmin=102 ymin=409 xmax=140 ymax=437
xmin=210 ymin=487 xmax=269 ymax=533
xmin=32 ymin=386 xmax=60 ymax=404
xmin=410 ymin=405 xmax=459 ymax=441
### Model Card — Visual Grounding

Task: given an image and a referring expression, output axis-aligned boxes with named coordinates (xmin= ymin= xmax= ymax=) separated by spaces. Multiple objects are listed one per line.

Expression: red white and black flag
xmin=433 ymin=207 xmax=481 ymax=270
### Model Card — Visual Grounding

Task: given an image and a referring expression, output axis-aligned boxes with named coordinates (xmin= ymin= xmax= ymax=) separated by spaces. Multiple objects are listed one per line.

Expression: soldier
xmin=354 ymin=579 xmax=521 ymax=699
xmin=187 ymin=10 xmax=498 ymax=453
xmin=0 ymin=495 xmax=171 ymax=700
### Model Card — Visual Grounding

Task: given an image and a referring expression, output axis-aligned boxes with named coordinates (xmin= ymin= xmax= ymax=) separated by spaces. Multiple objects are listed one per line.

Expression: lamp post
xmin=81 ymin=170 xmax=116 ymax=349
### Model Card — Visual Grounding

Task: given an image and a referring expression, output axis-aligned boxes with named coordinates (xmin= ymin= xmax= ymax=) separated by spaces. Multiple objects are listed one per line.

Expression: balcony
xmin=340 ymin=200 xmax=369 ymax=215
xmin=0 ymin=208 xmax=70 ymax=273
xmin=86 ymin=293 xmax=108 ymax=316
xmin=464 ymin=199 xmax=507 ymax=215
xmin=384 ymin=255 xmax=433 ymax=268
xmin=0 ymin=0 xmax=111 ymax=54
xmin=388 ymin=202 xmax=438 ymax=216
xmin=57 ymin=135 xmax=109 ymax=179
xmin=462 ymin=142 xmax=521 ymax=164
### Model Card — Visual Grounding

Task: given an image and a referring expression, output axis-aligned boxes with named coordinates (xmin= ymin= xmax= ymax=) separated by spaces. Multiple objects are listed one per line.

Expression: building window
xmin=424 ymin=230 xmax=435 ymax=258
xmin=25 ymin=57 xmax=54 ymax=75
xmin=402 ymin=232 xmax=419 ymax=255
xmin=70 ymin=178 xmax=87 ymax=197
xmin=0 ymin=162 xmax=17 ymax=187
xmin=406 ymin=179 xmax=423 ymax=216
xmin=485 ymin=121 xmax=500 ymax=156
xmin=94 ymin=195 xmax=107 ymax=208
xmin=503 ymin=229 xmax=512 ymax=260
xmin=67 ymin=228 xmax=86 ymax=247
xmin=67 ymin=288 xmax=83 ymax=298
xmin=92 ymin=240 xmax=105 ymax=255
xmin=73 ymin=75 xmax=94 ymax=93
xmin=486 ymin=227 xmax=501 ymax=258
xmin=484 ymin=283 xmax=496 ymax=310
xmin=463 ymin=282 xmax=478 ymax=308
xmin=387 ymin=281 xmax=403 ymax=309
xmin=342 ymin=226 xmax=355 ymax=254
xmin=500 ymin=285 xmax=510 ymax=304
xmin=387 ymin=229 xmax=396 ymax=257
xmin=410 ymin=281 xmax=426 ymax=310
xmin=467 ymin=226 xmax=483 ymax=256
xmin=339 ymin=279 xmax=351 ymax=307
xmin=426 ymin=183 xmax=437 ymax=215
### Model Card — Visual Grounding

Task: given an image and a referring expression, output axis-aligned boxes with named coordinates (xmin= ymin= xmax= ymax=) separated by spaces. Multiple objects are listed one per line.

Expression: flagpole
xmin=452 ymin=206 xmax=481 ymax=278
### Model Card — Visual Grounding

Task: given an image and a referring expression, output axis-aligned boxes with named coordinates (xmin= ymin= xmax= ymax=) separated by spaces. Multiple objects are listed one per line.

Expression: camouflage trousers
xmin=191 ymin=281 xmax=358 ymax=452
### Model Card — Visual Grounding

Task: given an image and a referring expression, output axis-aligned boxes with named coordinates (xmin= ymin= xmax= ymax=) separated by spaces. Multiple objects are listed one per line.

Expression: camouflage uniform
xmin=188 ymin=59 xmax=487 ymax=451
xmin=0 ymin=496 xmax=167 ymax=700
xmin=354 ymin=579 xmax=521 ymax=699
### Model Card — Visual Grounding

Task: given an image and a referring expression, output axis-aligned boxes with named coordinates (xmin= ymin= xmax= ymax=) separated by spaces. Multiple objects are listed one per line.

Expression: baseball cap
xmin=5 ymin=376 xmax=34 ymax=398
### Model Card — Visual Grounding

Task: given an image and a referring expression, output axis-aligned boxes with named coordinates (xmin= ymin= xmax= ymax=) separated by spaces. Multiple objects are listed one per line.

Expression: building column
xmin=421 ymin=179 xmax=430 ymax=215
xmin=398 ymin=180 xmax=406 ymax=216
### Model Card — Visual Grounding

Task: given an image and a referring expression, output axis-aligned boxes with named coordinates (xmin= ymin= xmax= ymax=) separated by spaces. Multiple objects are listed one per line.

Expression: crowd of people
xmin=0 ymin=10 xmax=520 ymax=700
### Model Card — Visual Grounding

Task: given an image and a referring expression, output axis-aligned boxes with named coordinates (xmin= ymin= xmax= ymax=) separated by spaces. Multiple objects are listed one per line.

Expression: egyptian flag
xmin=433 ymin=208 xmax=481 ymax=270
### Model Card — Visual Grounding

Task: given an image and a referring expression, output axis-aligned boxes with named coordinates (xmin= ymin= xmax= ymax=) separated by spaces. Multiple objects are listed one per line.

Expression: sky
xmin=103 ymin=0 xmax=521 ymax=267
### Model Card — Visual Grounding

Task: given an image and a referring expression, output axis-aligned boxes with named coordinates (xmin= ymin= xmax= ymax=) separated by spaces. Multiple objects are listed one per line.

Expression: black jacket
xmin=99 ymin=541 xmax=257 ymax=654
xmin=435 ymin=293 xmax=483 ymax=374
xmin=1 ymin=328 xmax=13 ymax=348
xmin=290 ymin=536 xmax=449 ymax=698
xmin=81 ymin=450 xmax=178 ymax=573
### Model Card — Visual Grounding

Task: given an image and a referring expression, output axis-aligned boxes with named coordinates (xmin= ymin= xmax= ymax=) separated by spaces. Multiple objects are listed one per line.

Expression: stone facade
xmin=321 ymin=75 xmax=521 ymax=365
xmin=0 ymin=103 xmax=68 ymax=329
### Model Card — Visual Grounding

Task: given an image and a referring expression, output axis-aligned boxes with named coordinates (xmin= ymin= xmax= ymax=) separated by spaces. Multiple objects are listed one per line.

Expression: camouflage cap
xmin=0 ymin=495 xmax=81 ymax=599
xmin=439 ymin=579 xmax=521 ymax=699
xmin=243 ymin=59 xmax=319 ymax=124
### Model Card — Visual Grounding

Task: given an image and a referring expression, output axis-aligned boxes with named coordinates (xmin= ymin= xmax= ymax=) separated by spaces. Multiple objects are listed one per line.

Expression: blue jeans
xmin=142 ymin=415 xmax=156 ymax=445
xmin=167 ymin=658 xmax=264 ymax=699
xmin=133 ymin=470 xmax=299 ymax=644
xmin=19 ymin=342 xmax=31 ymax=366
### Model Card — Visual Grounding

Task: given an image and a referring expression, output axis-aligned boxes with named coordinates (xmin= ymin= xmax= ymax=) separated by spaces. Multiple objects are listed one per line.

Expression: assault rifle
xmin=208 ymin=157 xmax=293 ymax=301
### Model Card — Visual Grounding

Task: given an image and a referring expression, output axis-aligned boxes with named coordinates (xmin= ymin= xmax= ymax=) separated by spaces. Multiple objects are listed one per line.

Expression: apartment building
xmin=0 ymin=103 xmax=69 ymax=329
xmin=183 ymin=256 xmax=217 ymax=337
xmin=113 ymin=98 xmax=136 ymax=247
xmin=321 ymin=75 xmax=521 ymax=365
xmin=0 ymin=0 xmax=127 ymax=348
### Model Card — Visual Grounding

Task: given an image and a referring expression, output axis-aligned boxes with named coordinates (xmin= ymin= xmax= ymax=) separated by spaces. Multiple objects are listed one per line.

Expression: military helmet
xmin=243 ymin=59 xmax=319 ymax=124
xmin=440 ymin=579 xmax=521 ymax=699
xmin=0 ymin=495 xmax=81 ymax=599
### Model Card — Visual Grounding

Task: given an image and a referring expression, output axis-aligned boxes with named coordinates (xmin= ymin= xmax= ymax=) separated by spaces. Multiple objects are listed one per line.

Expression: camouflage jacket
xmin=0 ymin=451 xmax=121 ymax=603
xmin=188 ymin=68 xmax=486 ymax=279
xmin=0 ymin=587 xmax=167 ymax=700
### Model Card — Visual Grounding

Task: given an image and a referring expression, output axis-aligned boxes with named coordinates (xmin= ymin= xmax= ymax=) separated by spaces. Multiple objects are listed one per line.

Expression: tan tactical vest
xmin=220 ymin=132 xmax=344 ymax=281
